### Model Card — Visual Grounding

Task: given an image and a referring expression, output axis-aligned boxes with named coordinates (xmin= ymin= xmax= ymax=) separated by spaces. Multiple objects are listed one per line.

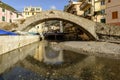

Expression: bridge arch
xmin=17 ymin=10 xmax=98 ymax=40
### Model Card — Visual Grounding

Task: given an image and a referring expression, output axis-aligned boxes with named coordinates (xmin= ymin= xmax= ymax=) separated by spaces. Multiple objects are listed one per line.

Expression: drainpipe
xmin=60 ymin=21 xmax=64 ymax=33
xmin=91 ymin=0 xmax=95 ymax=21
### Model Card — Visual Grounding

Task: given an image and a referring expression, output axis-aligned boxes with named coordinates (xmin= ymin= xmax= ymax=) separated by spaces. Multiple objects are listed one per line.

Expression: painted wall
xmin=106 ymin=0 xmax=120 ymax=25
xmin=0 ymin=7 xmax=23 ymax=23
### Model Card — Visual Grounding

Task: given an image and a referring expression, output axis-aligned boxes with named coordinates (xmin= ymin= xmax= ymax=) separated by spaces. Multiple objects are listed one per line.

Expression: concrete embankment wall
xmin=0 ymin=41 xmax=39 ymax=74
xmin=0 ymin=36 xmax=39 ymax=55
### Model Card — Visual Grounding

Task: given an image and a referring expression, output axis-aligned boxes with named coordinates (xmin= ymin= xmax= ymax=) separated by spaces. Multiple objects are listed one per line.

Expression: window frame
xmin=101 ymin=0 xmax=105 ymax=5
xmin=108 ymin=0 xmax=111 ymax=3
xmin=2 ymin=8 xmax=5 ymax=12
xmin=2 ymin=16 xmax=5 ymax=21
xmin=112 ymin=11 xmax=118 ymax=19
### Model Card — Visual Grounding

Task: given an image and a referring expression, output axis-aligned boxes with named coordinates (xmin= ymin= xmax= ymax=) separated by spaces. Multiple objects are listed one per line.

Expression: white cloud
xmin=50 ymin=5 xmax=56 ymax=10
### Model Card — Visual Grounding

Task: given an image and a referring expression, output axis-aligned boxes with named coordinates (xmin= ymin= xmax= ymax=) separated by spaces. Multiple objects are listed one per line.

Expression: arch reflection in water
xmin=34 ymin=40 xmax=63 ymax=64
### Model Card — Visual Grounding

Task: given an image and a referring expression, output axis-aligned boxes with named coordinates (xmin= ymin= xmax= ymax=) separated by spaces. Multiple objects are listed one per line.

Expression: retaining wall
xmin=0 ymin=35 xmax=39 ymax=55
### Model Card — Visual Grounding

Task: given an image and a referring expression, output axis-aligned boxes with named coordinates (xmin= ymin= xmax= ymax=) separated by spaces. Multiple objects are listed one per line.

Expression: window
xmin=36 ymin=8 xmax=40 ymax=11
xmin=108 ymin=0 xmax=111 ymax=3
xmin=37 ymin=26 xmax=39 ymax=28
xmin=2 ymin=16 xmax=5 ymax=21
xmin=84 ymin=8 xmax=91 ymax=16
xmin=32 ymin=13 xmax=34 ymax=15
xmin=17 ymin=14 xmax=19 ymax=18
xmin=101 ymin=0 xmax=105 ymax=5
xmin=25 ymin=12 xmax=27 ymax=15
xmin=112 ymin=11 xmax=118 ymax=19
xmin=88 ymin=0 xmax=91 ymax=2
xmin=25 ymin=8 xmax=28 ymax=11
xmin=101 ymin=9 xmax=105 ymax=14
xmin=10 ymin=12 xmax=13 ymax=15
xmin=101 ymin=18 xmax=106 ymax=23
xmin=31 ymin=8 xmax=35 ymax=11
xmin=2 ymin=8 xmax=5 ymax=12
xmin=9 ymin=19 xmax=12 ymax=23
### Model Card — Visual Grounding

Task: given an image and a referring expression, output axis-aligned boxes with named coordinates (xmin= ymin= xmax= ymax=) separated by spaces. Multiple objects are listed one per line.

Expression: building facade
xmin=0 ymin=1 xmax=23 ymax=23
xmin=79 ymin=0 xmax=94 ymax=19
xmin=94 ymin=0 xmax=106 ymax=23
xmin=64 ymin=0 xmax=106 ymax=23
xmin=64 ymin=1 xmax=84 ymax=16
xmin=23 ymin=6 xmax=42 ymax=18
xmin=23 ymin=6 xmax=45 ymax=36
xmin=78 ymin=0 xmax=106 ymax=23
xmin=106 ymin=0 xmax=120 ymax=26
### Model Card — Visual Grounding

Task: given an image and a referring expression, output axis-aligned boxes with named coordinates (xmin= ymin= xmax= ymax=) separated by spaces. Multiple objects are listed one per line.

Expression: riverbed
xmin=0 ymin=41 xmax=120 ymax=80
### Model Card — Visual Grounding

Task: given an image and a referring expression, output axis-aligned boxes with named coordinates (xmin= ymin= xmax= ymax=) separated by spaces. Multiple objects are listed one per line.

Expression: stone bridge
xmin=16 ymin=10 xmax=98 ymax=40
xmin=1 ymin=10 xmax=120 ymax=74
xmin=16 ymin=10 xmax=120 ymax=41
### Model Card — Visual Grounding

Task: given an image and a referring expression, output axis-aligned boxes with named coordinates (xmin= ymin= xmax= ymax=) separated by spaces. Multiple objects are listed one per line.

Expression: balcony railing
xmin=80 ymin=1 xmax=92 ymax=11
xmin=78 ymin=0 xmax=86 ymax=2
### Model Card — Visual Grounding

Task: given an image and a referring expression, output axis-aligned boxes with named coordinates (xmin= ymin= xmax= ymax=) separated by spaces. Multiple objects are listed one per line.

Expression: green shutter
xmin=2 ymin=16 xmax=5 ymax=21
xmin=2 ymin=8 xmax=5 ymax=12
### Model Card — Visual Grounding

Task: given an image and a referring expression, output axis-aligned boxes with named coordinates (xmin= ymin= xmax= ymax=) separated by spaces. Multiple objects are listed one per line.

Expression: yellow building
xmin=64 ymin=1 xmax=84 ymax=16
xmin=63 ymin=1 xmax=84 ymax=31
xmin=78 ymin=0 xmax=94 ymax=19
xmin=23 ymin=6 xmax=42 ymax=18
xmin=94 ymin=0 xmax=106 ymax=23
xmin=78 ymin=0 xmax=106 ymax=23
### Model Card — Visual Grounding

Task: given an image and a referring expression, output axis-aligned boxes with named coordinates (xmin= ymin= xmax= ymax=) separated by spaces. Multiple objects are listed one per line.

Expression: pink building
xmin=106 ymin=0 xmax=120 ymax=26
xmin=0 ymin=1 xmax=23 ymax=23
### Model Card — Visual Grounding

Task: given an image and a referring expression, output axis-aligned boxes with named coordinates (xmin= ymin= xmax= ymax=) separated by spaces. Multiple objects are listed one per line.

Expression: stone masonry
xmin=16 ymin=10 xmax=98 ymax=40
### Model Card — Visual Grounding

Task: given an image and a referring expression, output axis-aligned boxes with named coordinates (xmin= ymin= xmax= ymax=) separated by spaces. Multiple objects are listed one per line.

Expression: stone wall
xmin=95 ymin=22 xmax=120 ymax=40
xmin=16 ymin=10 xmax=98 ymax=40
xmin=0 ymin=36 xmax=39 ymax=55
xmin=0 ymin=41 xmax=39 ymax=74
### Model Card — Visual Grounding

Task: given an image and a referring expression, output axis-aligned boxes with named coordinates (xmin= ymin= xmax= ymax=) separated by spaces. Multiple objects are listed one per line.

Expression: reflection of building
xmin=0 ymin=1 xmax=23 ymax=23
xmin=23 ymin=6 xmax=42 ymax=18
xmin=106 ymin=0 xmax=120 ymax=26
xmin=64 ymin=1 xmax=84 ymax=16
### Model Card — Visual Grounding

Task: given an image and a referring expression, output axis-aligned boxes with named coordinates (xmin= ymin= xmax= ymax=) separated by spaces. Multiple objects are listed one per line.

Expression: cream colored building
xmin=23 ymin=6 xmax=42 ymax=18
xmin=106 ymin=0 xmax=120 ymax=26
xmin=22 ymin=6 xmax=44 ymax=37
xmin=78 ymin=0 xmax=94 ymax=19
xmin=63 ymin=1 xmax=84 ymax=32
xmin=94 ymin=0 xmax=106 ymax=23
xmin=78 ymin=0 xmax=106 ymax=23
xmin=64 ymin=1 xmax=84 ymax=16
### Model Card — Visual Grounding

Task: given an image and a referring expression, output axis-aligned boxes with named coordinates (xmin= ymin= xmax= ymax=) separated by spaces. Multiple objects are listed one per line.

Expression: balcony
xmin=80 ymin=1 xmax=92 ymax=11
xmin=78 ymin=0 xmax=86 ymax=2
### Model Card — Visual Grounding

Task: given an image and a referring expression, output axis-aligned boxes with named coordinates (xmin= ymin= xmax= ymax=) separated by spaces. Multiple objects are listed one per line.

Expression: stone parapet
xmin=0 ymin=36 xmax=39 ymax=55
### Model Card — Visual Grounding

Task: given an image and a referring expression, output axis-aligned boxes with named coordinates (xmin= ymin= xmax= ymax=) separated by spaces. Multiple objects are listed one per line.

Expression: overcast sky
xmin=2 ymin=0 xmax=69 ymax=12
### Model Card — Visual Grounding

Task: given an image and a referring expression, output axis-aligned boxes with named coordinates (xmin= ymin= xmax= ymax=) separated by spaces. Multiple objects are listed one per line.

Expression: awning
xmin=0 ymin=29 xmax=18 ymax=35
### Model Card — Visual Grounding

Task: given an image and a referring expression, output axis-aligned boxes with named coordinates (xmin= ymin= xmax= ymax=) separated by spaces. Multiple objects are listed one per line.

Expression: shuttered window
xmin=112 ymin=11 xmax=118 ymax=19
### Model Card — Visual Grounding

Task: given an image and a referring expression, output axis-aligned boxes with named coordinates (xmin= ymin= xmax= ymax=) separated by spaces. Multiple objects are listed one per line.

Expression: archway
xmin=16 ymin=10 xmax=98 ymax=40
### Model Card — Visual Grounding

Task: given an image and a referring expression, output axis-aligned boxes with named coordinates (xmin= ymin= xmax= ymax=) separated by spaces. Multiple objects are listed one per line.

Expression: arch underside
xmin=17 ymin=10 xmax=98 ymax=40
